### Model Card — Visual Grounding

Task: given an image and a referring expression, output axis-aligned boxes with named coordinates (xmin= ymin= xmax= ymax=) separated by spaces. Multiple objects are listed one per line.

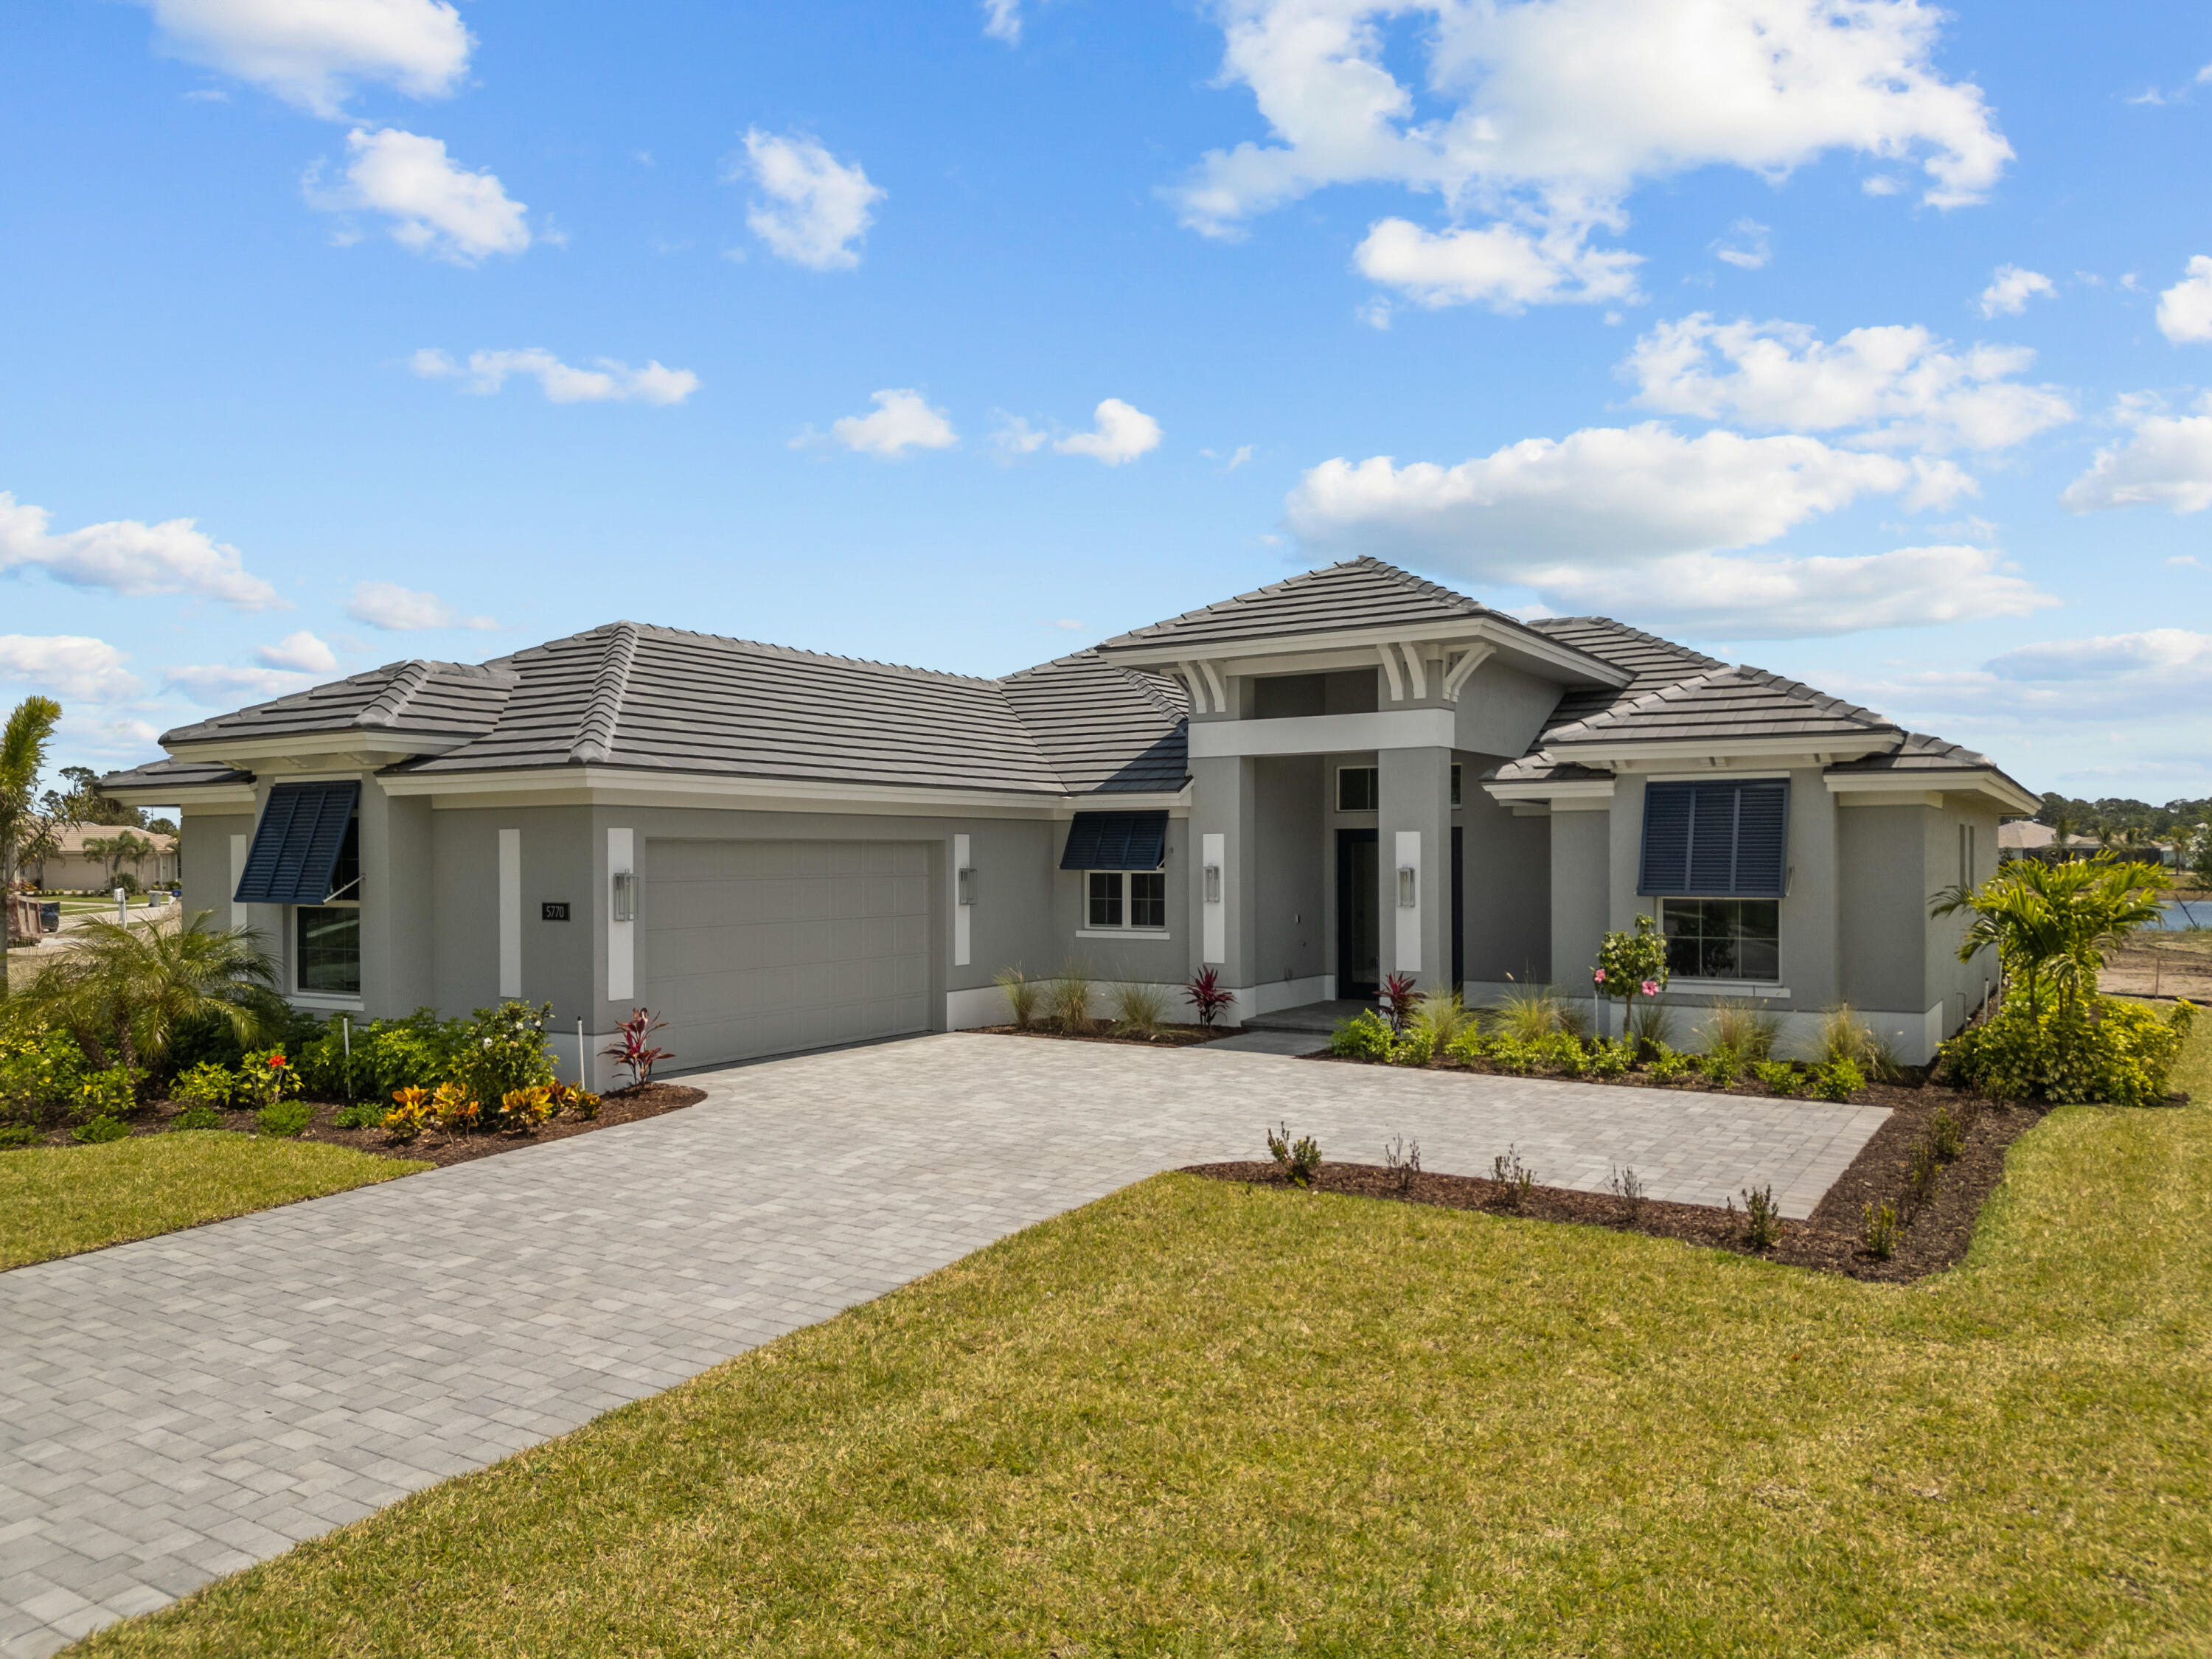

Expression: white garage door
xmin=643 ymin=838 xmax=933 ymax=1068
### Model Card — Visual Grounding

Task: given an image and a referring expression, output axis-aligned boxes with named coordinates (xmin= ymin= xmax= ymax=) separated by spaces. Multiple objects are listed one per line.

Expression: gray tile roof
xmin=1525 ymin=617 xmax=1724 ymax=731
xmin=96 ymin=756 xmax=253 ymax=793
xmin=1543 ymin=663 xmax=1898 ymax=751
xmin=1096 ymin=555 xmax=1528 ymax=653
xmin=1829 ymin=731 xmax=2037 ymax=801
xmin=1001 ymin=651 xmax=1189 ymax=795
xmin=159 ymin=660 xmax=516 ymax=748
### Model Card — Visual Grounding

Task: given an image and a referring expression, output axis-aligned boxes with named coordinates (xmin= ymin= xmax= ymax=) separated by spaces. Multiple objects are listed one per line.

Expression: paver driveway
xmin=0 ymin=1033 xmax=1885 ymax=1656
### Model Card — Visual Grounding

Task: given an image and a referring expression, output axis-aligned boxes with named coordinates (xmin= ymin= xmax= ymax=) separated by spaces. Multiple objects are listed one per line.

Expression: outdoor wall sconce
xmin=1397 ymin=865 xmax=1417 ymax=908
xmin=1203 ymin=863 xmax=1222 ymax=903
xmin=611 ymin=869 xmax=636 ymax=922
xmin=957 ymin=866 xmax=977 ymax=905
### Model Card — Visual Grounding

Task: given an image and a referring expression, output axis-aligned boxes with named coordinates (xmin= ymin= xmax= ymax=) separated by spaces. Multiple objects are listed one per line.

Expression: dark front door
xmin=1336 ymin=828 xmax=1380 ymax=999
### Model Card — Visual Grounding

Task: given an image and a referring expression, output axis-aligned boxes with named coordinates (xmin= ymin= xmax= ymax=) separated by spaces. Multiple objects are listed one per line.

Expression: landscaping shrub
xmin=1044 ymin=975 xmax=1095 ymax=1037
xmin=1608 ymin=1162 xmax=1645 ymax=1223
xmin=1698 ymin=1046 xmax=1740 ymax=1087
xmin=1592 ymin=914 xmax=1669 ymax=1042
xmin=1183 ymin=967 xmax=1235 ymax=1030
xmin=1647 ymin=1046 xmax=1695 ymax=1084
xmin=550 ymin=1081 xmax=601 ymax=1121
xmin=173 ymin=1106 xmax=223 ymax=1131
xmin=993 ymin=968 xmax=1040 ymax=1030
xmin=72 ymin=1115 xmax=129 ymax=1144
xmin=1265 ymin=1121 xmax=1321 ymax=1186
xmin=383 ymin=1088 xmax=431 ymax=1144
xmin=1588 ymin=1037 xmax=1633 ymax=1079
xmin=1751 ymin=1060 xmax=1801 ymax=1097
xmin=1330 ymin=1009 xmax=1395 ymax=1060
xmin=332 ymin=1104 xmax=385 ymax=1130
xmin=0 ymin=1019 xmax=88 ymax=1127
xmin=1533 ymin=1031 xmax=1587 ymax=1076
xmin=1737 ymin=1184 xmax=1783 ymax=1249
xmin=174 ymin=1060 xmax=244 ymax=1109
xmin=238 ymin=1048 xmax=300 ymax=1110
xmin=1406 ymin=992 xmax=1477 ymax=1054
xmin=296 ymin=1009 xmax=469 ymax=1101
xmin=74 ymin=1063 xmax=142 ymax=1123
xmin=1108 ymin=983 xmax=1169 ymax=1038
xmin=1909 ymin=1137 xmax=1941 ymax=1203
xmin=432 ymin=1082 xmax=480 ymax=1133
xmin=1488 ymin=1036 xmax=1537 ymax=1076
xmin=465 ymin=1002 xmax=560 ymax=1100
xmin=1700 ymin=1001 xmax=1780 ymax=1063
xmin=1382 ymin=1133 xmax=1420 ymax=1193
xmin=1941 ymin=996 xmax=2194 ymax=1108
xmin=1492 ymin=1146 xmax=1536 ymax=1209
xmin=1863 ymin=1200 xmax=1899 ymax=1259
xmin=256 ymin=1100 xmax=312 ymax=1138
xmin=1930 ymin=1105 xmax=1966 ymax=1160
xmin=1625 ymin=999 xmax=1676 ymax=1055
xmin=498 ymin=1087 xmax=557 ymax=1132
xmin=0 ymin=1124 xmax=38 ymax=1150
xmin=1495 ymin=985 xmax=1573 ymax=1043
xmin=1807 ymin=1057 xmax=1865 ymax=1103
xmin=1380 ymin=973 xmax=1419 ymax=1031
xmin=1386 ymin=1026 xmax=1436 ymax=1066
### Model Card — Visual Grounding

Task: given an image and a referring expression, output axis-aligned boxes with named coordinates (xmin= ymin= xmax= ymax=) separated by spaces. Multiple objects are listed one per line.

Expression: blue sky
xmin=6 ymin=0 xmax=2211 ymax=804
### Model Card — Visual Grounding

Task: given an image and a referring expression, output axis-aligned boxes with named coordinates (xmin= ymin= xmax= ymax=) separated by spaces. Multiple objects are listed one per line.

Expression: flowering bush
xmin=454 ymin=1002 xmax=557 ymax=1104
xmin=1941 ymin=996 xmax=2193 ymax=1108
xmin=239 ymin=1049 xmax=299 ymax=1110
xmin=1593 ymin=916 xmax=1670 ymax=1035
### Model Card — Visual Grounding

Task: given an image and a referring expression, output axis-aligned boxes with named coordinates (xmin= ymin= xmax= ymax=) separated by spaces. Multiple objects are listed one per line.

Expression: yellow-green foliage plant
xmin=1943 ymin=997 xmax=2194 ymax=1107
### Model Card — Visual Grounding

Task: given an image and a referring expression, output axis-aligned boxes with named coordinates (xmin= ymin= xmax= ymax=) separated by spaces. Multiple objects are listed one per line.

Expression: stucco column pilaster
xmin=1188 ymin=755 xmax=1258 ymax=1001
xmin=1378 ymin=745 xmax=1453 ymax=993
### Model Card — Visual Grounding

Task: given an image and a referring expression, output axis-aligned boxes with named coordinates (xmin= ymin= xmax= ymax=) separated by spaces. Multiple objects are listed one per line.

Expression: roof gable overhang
xmin=1096 ymin=616 xmax=1627 ymax=687
xmin=164 ymin=730 xmax=476 ymax=773
xmin=1553 ymin=734 xmax=1898 ymax=768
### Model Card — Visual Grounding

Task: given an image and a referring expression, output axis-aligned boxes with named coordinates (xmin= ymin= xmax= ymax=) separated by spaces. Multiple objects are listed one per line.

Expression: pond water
xmin=2143 ymin=898 xmax=2212 ymax=932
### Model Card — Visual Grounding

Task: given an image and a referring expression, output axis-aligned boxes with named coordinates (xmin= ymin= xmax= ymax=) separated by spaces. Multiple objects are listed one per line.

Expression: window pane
xmin=1700 ymin=933 xmax=1739 ymax=978
xmin=1450 ymin=764 xmax=1462 ymax=808
xmin=1088 ymin=872 xmax=1123 ymax=928
xmin=296 ymin=906 xmax=361 ymax=995
xmin=1338 ymin=768 xmax=1377 ymax=812
xmin=1130 ymin=872 xmax=1166 ymax=929
xmin=1737 ymin=938 xmax=1780 ymax=981
xmin=1665 ymin=936 xmax=1700 ymax=978
xmin=1740 ymin=900 xmax=1779 ymax=943
xmin=1661 ymin=899 xmax=1699 ymax=937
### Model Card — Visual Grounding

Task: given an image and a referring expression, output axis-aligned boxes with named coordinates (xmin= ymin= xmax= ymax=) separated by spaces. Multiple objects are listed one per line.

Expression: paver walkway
xmin=0 ymin=1034 xmax=1885 ymax=1656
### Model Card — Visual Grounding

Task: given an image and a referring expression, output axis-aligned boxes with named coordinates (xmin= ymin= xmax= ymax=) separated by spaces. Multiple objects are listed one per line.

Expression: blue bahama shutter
xmin=234 ymin=781 xmax=361 ymax=904
xmin=1638 ymin=780 xmax=1789 ymax=898
xmin=1059 ymin=810 xmax=1168 ymax=872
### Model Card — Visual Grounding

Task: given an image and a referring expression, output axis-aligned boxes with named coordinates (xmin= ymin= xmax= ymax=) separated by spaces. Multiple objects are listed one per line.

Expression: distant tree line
xmin=2031 ymin=793 xmax=2212 ymax=841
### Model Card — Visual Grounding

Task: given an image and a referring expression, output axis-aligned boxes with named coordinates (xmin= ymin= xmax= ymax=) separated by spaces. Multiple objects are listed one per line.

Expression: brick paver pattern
xmin=0 ymin=1034 xmax=1885 ymax=1655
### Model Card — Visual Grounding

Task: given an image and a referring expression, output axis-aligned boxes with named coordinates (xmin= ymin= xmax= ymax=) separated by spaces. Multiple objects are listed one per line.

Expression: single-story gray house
xmin=100 ymin=557 xmax=2035 ymax=1082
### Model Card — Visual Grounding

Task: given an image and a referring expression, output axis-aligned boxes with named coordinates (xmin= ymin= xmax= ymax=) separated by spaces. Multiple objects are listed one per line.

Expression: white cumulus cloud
xmin=165 ymin=664 xmax=321 ymax=704
xmin=1054 ymin=399 xmax=1162 ymax=465
xmin=344 ymin=580 xmax=496 ymax=630
xmin=0 ymin=636 xmax=144 ymax=703
xmin=254 ymin=631 xmax=339 ymax=673
xmin=733 ymin=130 xmax=883 ymax=271
xmin=1847 ymin=628 xmax=2212 ymax=728
xmin=2156 ymin=255 xmax=2212 ymax=344
xmin=1279 ymin=422 xmax=2049 ymax=636
xmin=1352 ymin=218 xmax=1641 ymax=312
xmin=828 ymin=389 xmax=958 ymax=457
xmin=982 ymin=0 xmax=1023 ymax=42
xmin=2061 ymin=397 xmax=2212 ymax=515
xmin=0 ymin=490 xmax=280 ymax=609
xmin=137 ymin=0 xmax=472 ymax=118
xmin=308 ymin=128 xmax=529 ymax=263
xmin=1176 ymin=0 xmax=2010 ymax=309
xmin=411 ymin=347 xmax=699 ymax=404
xmin=1977 ymin=264 xmax=2056 ymax=319
xmin=1713 ymin=219 xmax=1771 ymax=270
xmin=1623 ymin=314 xmax=2075 ymax=453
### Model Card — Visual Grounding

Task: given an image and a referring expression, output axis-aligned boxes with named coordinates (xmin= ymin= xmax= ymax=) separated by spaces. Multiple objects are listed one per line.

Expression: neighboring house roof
xmin=159 ymin=659 xmax=517 ymax=748
xmin=48 ymin=825 xmax=176 ymax=856
xmin=1092 ymin=555 xmax=1597 ymax=668
xmin=1998 ymin=819 xmax=2057 ymax=849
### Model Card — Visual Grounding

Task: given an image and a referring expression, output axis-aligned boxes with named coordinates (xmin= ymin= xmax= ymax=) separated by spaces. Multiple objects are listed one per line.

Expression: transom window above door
xmin=1088 ymin=871 xmax=1167 ymax=930
xmin=1336 ymin=764 xmax=1463 ymax=811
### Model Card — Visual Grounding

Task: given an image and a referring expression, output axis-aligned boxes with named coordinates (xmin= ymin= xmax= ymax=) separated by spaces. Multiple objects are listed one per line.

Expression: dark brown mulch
xmin=978 ymin=1022 xmax=1231 ymax=1048
xmin=20 ymin=1084 xmax=711 ymax=1165
xmin=1182 ymin=1088 xmax=2045 ymax=1283
xmin=1303 ymin=1047 xmax=1935 ymax=1106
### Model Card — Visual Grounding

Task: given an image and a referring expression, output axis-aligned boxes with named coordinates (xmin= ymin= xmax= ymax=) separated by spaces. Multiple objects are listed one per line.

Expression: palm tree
xmin=1933 ymin=857 xmax=2168 ymax=1021
xmin=83 ymin=830 xmax=153 ymax=890
xmin=0 ymin=696 xmax=63 ymax=998
xmin=16 ymin=912 xmax=279 ymax=1077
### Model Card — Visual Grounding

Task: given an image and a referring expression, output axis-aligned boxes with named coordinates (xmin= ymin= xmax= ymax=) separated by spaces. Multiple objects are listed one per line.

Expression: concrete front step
xmin=1240 ymin=999 xmax=1375 ymax=1035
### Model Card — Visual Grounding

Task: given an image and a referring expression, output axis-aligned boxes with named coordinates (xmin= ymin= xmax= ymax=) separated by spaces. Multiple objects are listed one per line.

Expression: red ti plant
xmin=1380 ymin=973 xmax=1419 ymax=1031
xmin=1185 ymin=967 xmax=1237 ymax=1029
xmin=600 ymin=1008 xmax=673 ymax=1090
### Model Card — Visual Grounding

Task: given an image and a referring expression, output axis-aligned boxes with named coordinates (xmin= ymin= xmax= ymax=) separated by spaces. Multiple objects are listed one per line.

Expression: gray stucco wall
xmin=1549 ymin=808 xmax=1610 ymax=995
xmin=1253 ymin=756 xmax=1325 ymax=990
xmin=1460 ymin=767 xmax=1550 ymax=984
xmin=1837 ymin=804 xmax=1927 ymax=1014
xmin=178 ymin=809 xmax=251 ymax=931
xmin=1455 ymin=660 xmax=1567 ymax=759
xmin=1051 ymin=816 xmax=1190 ymax=989
xmin=1923 ymin=796 xmax=2003 ymax=1031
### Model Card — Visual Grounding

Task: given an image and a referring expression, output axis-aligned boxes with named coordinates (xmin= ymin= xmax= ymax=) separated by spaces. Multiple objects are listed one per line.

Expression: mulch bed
xmin=978 ymin=1022 xmax=1231 ymax=1048
xmin=1183 ymin=1088 xmax=2048 ymax=1283
xmin=1303 ymin=1047 xmax=1938 ymax=1107
xmin=19 ymin=1085 xmax=710 ymax=1166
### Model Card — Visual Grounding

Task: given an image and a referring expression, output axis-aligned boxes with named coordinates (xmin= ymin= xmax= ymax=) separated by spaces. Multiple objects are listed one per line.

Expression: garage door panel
xmin=642 ymin=835 xmax=933 ymax=1070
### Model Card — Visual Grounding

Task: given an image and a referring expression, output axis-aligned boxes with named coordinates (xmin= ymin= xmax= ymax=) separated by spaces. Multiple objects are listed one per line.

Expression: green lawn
xmin=72 ymin=1032 xmax=2212 ymax=1657
xmin=1 ymin=1133 xmax=428 ymax=1271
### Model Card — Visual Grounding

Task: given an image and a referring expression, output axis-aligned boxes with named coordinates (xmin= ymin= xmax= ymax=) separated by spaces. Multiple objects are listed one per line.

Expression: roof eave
xmin=1096 ymin=616 xmax=1630 ymax=687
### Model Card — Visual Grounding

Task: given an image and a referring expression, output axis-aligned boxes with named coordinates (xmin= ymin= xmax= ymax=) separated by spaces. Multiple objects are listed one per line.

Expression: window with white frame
xmin=1088 ymin=870 xmax=1167 ymax=930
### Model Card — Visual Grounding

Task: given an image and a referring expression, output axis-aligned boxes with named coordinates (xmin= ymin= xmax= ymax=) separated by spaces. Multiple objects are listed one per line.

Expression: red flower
xmin=266 ymin=1054 xmax=287 ymax=1069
